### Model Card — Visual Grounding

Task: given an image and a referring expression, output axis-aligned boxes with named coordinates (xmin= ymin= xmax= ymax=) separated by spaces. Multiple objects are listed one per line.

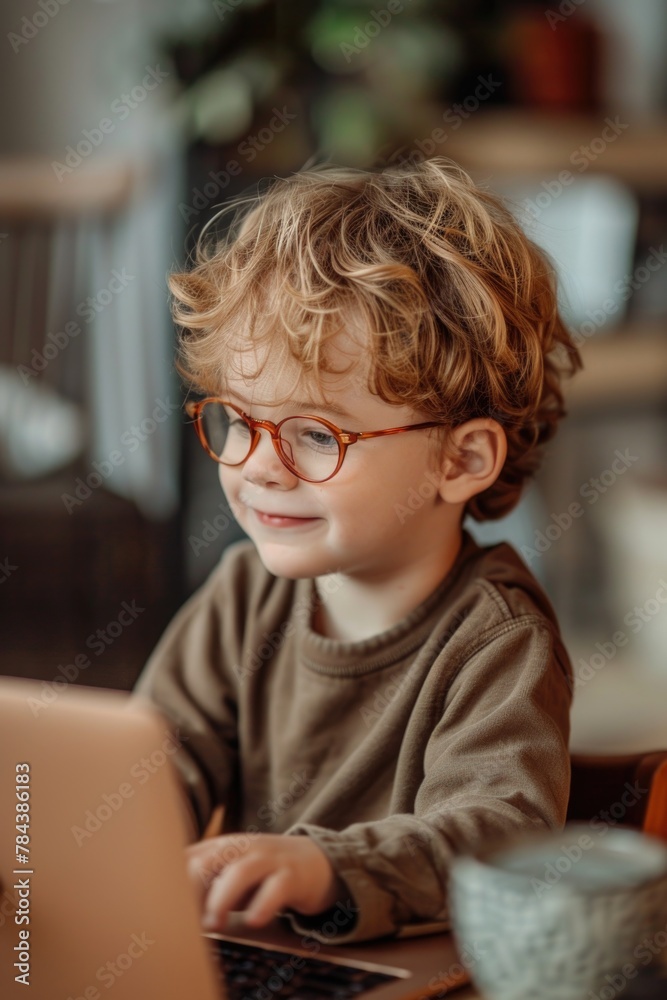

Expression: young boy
xmin=133 ymin=156 xmax=581 ymax=945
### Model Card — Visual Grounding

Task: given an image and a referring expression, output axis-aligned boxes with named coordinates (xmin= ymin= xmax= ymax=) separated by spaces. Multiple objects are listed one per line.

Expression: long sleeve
xmin=280 ymin=618 xmax=572 ymax=944
xmin=132 ymin=543 xmax=250 ymax=839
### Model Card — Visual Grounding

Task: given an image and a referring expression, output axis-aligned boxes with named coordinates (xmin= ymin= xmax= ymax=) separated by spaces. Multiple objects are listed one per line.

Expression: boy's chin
xmin=251 ymin=541 xmax=338 ymax=581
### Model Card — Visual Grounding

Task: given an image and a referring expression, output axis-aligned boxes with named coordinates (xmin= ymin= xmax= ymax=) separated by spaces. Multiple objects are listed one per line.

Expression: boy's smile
xmin=248 ymin=510 xmax=321 ymax=529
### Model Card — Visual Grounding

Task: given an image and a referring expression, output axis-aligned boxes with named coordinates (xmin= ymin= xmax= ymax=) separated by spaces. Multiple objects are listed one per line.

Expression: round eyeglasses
xmin=185 ymin=398 xmax=446 ymax=484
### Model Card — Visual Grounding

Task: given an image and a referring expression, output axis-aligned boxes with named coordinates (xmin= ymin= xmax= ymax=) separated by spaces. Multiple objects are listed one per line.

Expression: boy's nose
xmin=242 ymin=429 xmax=298 ymax=487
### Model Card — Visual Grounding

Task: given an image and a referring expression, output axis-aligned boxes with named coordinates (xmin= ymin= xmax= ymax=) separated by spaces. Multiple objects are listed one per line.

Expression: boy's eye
xmin=228 ymin=418 xmax=251 ymax=435
xmin=301 ymin=427 xmax=338 ymax=451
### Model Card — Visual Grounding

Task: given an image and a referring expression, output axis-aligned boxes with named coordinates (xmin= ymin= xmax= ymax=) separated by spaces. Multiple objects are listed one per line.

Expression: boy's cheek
xmin=217 ymin=464 xmax=231 ymax=493
xmin=217 ymin=470 xmax=242 ymax=515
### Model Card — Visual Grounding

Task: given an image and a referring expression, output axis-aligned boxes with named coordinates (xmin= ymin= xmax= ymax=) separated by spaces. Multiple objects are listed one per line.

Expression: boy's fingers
xmin=186 ymin=841 xmax=229 ymax=909
xmin=203 ymin=855 xmax=272 ymax=930
xmin=187 ymin=834 xmax=255 ymax=914
xmin=243 ymin=869 xmax=293 ymax=926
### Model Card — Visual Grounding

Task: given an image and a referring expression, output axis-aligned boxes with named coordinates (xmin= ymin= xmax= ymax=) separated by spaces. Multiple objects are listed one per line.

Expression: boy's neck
xmin=311 ymin=529 xmax=464 ymax=643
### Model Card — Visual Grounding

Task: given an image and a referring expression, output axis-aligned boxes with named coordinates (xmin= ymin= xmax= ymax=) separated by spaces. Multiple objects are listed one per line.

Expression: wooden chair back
xmin=568 ymin=751 xmax=667 ymax=837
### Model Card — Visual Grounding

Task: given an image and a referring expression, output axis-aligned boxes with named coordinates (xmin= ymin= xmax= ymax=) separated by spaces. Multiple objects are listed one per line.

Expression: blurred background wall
xmin=1 ymin=0 xmax=666 ymax=749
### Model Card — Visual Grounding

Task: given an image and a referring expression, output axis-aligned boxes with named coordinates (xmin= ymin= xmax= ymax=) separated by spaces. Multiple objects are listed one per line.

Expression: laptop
xmin=0 ymin=677 xmax=471 ymax=1000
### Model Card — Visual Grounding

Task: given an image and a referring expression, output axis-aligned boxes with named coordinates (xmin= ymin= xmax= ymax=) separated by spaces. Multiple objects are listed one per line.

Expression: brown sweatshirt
xmin=133 ymin=529 xmax=572 ymax=944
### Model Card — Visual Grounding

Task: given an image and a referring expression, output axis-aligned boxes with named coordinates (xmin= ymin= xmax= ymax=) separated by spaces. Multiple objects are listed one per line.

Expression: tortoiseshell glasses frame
xmin=185 ymin=398 xmax=447 ymax=484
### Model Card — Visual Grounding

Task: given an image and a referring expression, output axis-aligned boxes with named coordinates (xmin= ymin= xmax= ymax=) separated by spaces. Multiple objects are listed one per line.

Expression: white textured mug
xmin=448 ymin=824 xmax=667 ymax=1000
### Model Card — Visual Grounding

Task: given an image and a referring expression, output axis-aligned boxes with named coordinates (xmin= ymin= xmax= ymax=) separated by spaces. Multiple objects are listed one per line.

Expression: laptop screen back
xmin=0 ymin=677 xmax=219 ymax=1000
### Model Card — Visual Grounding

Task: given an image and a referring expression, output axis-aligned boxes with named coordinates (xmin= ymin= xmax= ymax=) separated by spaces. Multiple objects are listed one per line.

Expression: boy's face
xmin=217 ymin=329 xmax=462 ymax=582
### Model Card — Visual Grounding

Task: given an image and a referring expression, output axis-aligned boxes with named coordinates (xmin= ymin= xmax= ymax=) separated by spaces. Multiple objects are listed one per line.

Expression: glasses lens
xmin=200 ymin=402 xmax=252 ymax=464
xmin=278 ymin=416 xmax=341 ymax=481
xmin=198 ymin=404 xmax=341 ymax=481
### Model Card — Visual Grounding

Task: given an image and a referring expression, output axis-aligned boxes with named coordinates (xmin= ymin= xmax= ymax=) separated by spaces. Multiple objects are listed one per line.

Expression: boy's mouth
xmin=253 ymin=509 xmax=320 ymax=528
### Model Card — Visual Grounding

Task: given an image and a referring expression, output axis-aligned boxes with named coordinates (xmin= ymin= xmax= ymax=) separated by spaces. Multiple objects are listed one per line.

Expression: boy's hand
xmin=186 ymin=833 xmax=347 ymax=932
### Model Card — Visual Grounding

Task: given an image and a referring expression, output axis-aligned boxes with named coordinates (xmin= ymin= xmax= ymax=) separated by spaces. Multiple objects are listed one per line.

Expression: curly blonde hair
xmin=170 ymin=157 xmax=581 ymax=521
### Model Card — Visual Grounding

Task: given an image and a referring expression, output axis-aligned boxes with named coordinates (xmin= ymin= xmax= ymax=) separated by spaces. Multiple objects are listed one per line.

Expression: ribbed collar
xmin=294 ymin=531 xmax=480 ymax=677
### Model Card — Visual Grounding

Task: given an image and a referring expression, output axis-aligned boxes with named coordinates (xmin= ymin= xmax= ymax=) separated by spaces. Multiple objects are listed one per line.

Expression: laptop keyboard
xmin=211 ymin=938 xmax=401 ymax=1000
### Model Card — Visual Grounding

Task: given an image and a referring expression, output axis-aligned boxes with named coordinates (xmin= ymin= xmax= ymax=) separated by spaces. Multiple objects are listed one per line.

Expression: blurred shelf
xmin=440 ymin=110 xmax=667 ymax=409
xmin=0 ymin=156 xmax=155 ymax=219
xmin=445 ymin=110 xmax=667 ymax=191
xmin=564 ymin=321 xmax=667 ymax=411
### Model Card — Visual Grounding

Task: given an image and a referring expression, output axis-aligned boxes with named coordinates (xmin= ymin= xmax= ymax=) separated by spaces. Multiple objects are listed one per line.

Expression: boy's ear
xmin=436 ymin=419 xmax=507 ymax=504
